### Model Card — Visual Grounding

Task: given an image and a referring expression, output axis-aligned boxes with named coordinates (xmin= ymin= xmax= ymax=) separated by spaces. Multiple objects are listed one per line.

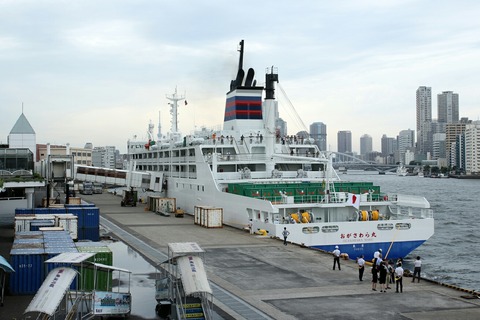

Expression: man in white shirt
xmin=357 ymin=255 xmax=365 ymax=281
xmin=332 ymin=246 xmax=341 ymax=270
xmin=395 ymin=262 xmax=404 ymax=293
xmin=412 ymin=256 xmax=422 ymax=283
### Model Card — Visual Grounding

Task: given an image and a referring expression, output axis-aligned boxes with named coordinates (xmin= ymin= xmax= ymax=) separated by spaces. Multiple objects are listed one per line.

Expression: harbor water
xmin=107 ymin=241 xmax=157 ymax=319
xmin=346 ymin=171 xmax=480 ymax=292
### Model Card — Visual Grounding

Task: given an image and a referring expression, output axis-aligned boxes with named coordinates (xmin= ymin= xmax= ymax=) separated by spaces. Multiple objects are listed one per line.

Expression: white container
xmin=194 ymin=206 xmax=223 ymax=228
xmin=15 ymin=216 xmax=33 ymax=233
xmin=156 ymin=198 xmax=176 ymax=214
xmin=204 ymin=208 xmax=223 ymax=228
xmin=55 ymin=214 xmax=78 ymax=240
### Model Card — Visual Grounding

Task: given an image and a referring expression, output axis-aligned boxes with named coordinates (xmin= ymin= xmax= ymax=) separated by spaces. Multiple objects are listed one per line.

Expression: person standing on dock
xmin=332 ymin=246 xmax=341 ymax=270
xmin=282 ymin=227 xmax=290 ymax=246
xmin=412 ymin=256 xmax=422 ymax=283
xmin=248 ymin=219 xmax=253 ymax=235
xmin=357 ymin=255 xmax=365 ymax=281
xmin=371 ymin=259 xmax=378 ymax=291
xmin=395 ymin=262 xmax=404 ymax=293
xmin=379 ymin=260 xmax=388 ymax=292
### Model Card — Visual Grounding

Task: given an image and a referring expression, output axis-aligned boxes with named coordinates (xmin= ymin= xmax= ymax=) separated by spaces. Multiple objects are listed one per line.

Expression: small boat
xmin=396 ymin=165 xmax=408 ymax=176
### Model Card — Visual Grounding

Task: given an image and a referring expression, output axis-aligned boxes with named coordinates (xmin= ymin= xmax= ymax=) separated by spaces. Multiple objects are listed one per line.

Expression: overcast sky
xmin=1 ymin=0 xmax=479 ymax=154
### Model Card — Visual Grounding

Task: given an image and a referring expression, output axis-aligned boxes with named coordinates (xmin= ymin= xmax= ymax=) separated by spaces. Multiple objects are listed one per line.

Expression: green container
xmin=77 ymin=245 xmax=113 ymax=291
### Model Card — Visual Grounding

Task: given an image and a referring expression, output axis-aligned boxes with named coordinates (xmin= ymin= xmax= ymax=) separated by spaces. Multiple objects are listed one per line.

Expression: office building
xmin=310 ymin=122 xmax=327 ymax=151
xmin=360 ymin=134 xmax=372 ymax=156
xmin=92 ymin=146 xmax=117 ymax=169
xmin=337 ymin=131 xmax=352 ymax=154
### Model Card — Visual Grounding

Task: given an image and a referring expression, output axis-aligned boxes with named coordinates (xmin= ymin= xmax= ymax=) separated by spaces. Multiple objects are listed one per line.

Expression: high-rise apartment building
xmin=310 ymin=122 xmax=327 ymax=151
xmin=437 ymin=91 xmax=459 ymax=124
xmin=337 ymin=131 xmax=352 ymax=154
xmin=465 ymin=121 xmax=480 ymax=174
xmin=360 ymin=134 xmax=372 ymax=156
xmin=445 ymin=118 xmax=470 ymax=167
xmin=416 ymin=86 xmax=432 ymax=157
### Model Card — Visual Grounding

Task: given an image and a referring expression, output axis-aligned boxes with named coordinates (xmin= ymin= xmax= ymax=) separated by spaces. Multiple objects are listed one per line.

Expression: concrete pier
xmin=1 ymin=192 xmax=479 ymax=319
xmin=95 ymin=193 xmax=480 ymax=320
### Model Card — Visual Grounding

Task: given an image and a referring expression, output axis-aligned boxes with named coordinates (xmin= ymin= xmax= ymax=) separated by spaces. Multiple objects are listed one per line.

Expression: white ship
xmin=127 ymin=40 xmax=434 ymax=261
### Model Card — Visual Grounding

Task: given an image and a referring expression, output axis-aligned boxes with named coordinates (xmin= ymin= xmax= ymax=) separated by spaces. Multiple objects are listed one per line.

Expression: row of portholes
xmin=320 ymin=223 xmax=411 ymax=233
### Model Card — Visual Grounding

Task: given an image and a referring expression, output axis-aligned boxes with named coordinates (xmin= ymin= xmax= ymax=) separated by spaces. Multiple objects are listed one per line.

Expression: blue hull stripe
xmin=311 ymin=240 xmax=426 ymax=261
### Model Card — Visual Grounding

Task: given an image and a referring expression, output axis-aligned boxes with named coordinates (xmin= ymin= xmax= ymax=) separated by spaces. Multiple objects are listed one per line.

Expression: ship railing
xmin=389 ymin=206 xmax=433 ymax=219
xmin=257 ymin=192 xmax=393 ymax=205
xmin=168 ymin=172 xmax=197 ymax=179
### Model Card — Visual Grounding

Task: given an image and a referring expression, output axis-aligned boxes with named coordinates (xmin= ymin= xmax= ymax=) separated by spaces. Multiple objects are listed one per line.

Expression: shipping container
xmin=194 ymin=206 xmax=223 ymax=228
xmin=9 ymin=248 xmax=45 ymax=295
xmin=78 ymin=227 xmax=100 ymax=241
xmin=155 ymin=198 xmax=176 ymax=215
xmin=76 ymin=246 xmax=113 ymax=291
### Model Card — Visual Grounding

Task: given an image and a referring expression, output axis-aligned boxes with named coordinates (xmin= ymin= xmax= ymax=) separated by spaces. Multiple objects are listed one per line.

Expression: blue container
xmin=78 ymin=227 xmax=100 ymax=241
xmin=15 ymin=208 xmax=33 ymax=215
xmin=33 ymin=208 xmax=51 ymax=215
xmin=30 ymin=220 xmax=55 ymax=231
xmin=83 ymin=208 xmax=100 ymax=228
xmin=9 ymin=248 xmax=45 ymax=295
xmin=48 ymin=207 xmax=67 ymax=215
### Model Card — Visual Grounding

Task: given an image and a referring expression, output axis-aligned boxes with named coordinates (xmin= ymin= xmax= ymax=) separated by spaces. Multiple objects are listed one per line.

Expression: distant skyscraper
xmin=437 ymin=91 xmax=459 ymax=124
xmin=337 ymin=131 xmax=352 ymax=154
xmin=310 ymin=122 xmax=327 ymax=151
xmin=416 ymin=86 xmax=432 ymax=156
xmin=360 ymin=134 xmax=372 ymax=156
xmin=381 ymin=134 xmax=396 ymax=157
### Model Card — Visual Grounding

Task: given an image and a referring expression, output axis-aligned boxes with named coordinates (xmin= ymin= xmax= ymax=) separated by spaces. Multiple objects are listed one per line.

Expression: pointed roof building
xmin=10 ymin=113 xmax=36 ymax=134
xmin=8 ymin=112 xmax=37 ymax=161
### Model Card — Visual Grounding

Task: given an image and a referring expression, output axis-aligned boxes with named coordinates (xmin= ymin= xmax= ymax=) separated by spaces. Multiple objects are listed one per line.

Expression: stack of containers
xmin=9 ymin=229 xmax=81 ymax=295
xmin=75 ymin=242 xmax=113 ymax=291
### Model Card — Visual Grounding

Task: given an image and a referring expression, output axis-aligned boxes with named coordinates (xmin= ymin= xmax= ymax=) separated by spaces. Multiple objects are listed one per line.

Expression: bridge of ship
xmin=227 ymin=181 xmax=388 ymax=204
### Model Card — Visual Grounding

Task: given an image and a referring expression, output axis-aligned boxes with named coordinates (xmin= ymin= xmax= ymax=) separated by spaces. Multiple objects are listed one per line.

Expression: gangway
xmin=24 ymin=252 xmax=132 ymax=320
xmin=155 ymin=242 xmax=214 ymax=320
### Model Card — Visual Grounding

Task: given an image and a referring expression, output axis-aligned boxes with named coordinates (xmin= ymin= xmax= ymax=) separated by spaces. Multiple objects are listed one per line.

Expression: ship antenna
xmin=166 ymin=87 xmax=185 ymax=133
xmin=238 ymin=40 xmax=244 ymax=71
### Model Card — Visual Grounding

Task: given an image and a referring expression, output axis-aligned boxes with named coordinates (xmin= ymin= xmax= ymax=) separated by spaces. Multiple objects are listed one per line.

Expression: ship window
xmin=321 ymin=225 xmax=339 ymax=233
xmin=202 ymin=186 xmax=205 ymax=192
xmin=197 ymin=186 xmax=200 ymax=191
xmin=302 ymin=226 xmax=319 ymax=234
xmin=377 ymin=223 xmax=394 ymax=231
xmin=395 ymin=223 xmax=411 ymax=230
